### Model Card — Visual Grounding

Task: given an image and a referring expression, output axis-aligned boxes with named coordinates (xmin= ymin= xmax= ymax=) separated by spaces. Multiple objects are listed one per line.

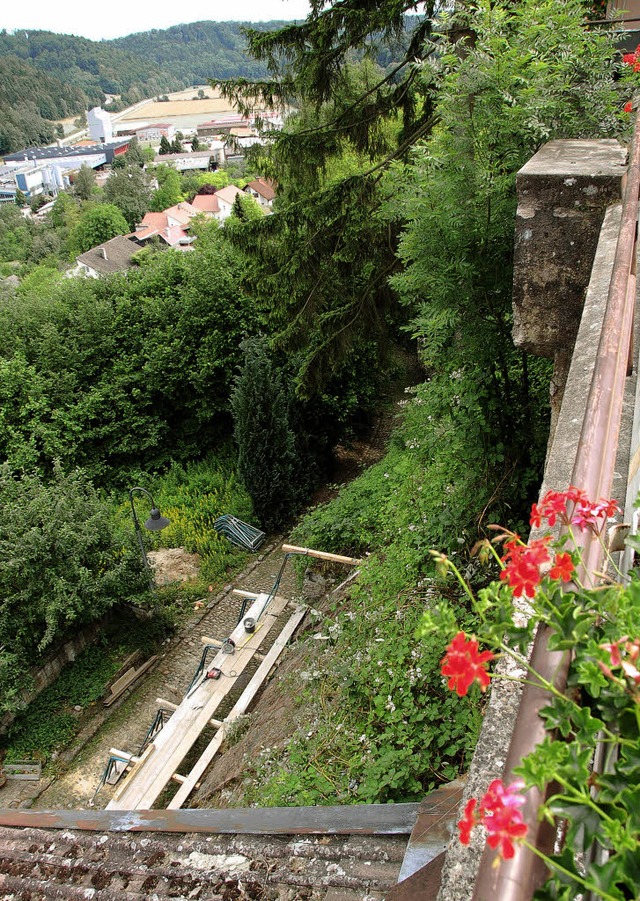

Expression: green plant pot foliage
xmin=431 ymin=488 xmax=640 ymax=900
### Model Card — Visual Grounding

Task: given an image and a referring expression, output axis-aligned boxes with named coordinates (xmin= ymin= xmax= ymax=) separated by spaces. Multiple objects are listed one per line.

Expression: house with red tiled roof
xmin=132 ymin=199 xmax=219 ymax=247
xmin=191 ymin=193 xmax=220 ymax=215
xmin=244 ymin=177 xmax=276 ymax=211
xmin=133 ymin=211 xmax=193 ymax=248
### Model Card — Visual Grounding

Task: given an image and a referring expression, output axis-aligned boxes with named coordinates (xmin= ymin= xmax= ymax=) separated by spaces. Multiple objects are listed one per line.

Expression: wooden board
xmin=103 ymin=656 xmax=158 ymax=707
xmin=281 ymin=543 xmax=361 ymax=566
xmin=107 ymin=594 xmax=285 ymax=811
xmin=168 ymin=605 xmax=307 ymax=809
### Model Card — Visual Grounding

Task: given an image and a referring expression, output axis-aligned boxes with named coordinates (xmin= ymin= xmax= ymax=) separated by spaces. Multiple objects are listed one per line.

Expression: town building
xmin=153 ymin=146 xmax=225 ymax=171
xmin=135 ymin=123 xmax=176 ymax=144
xmin=196 ymin=116 xmax=253 ymax=137
xmin=87 ymin=107 xmax=113 ymax=144
xmin=214 ymin=184 xmax=244 ymax=220
xmin=244 ymin=178 xmax=276 ymax=210
xmin=2 ymin=140 xmax=130 ymax=173
xmin=74 ymin=235 xmax=143 ymax=278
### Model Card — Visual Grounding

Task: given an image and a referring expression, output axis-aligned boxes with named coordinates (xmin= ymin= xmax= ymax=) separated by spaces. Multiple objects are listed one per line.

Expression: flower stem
xmin=521 ymin=840 xmax=620 ymax=901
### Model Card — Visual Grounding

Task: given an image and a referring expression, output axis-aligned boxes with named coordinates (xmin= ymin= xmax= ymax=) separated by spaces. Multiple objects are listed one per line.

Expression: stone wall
xmin=0 ymin=617 xmax=109 ymax=736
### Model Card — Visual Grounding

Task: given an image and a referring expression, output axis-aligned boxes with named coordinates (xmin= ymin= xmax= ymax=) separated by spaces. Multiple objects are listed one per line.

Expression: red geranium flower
xmin=549 ymin=551 xmax=575 ymax=583
xmin=529 ymin=487 xmax=619 ymax=533
xmin=456 ymin=780 xmax=528 ymax=859
xmin=458 ymin=798 xmax=477 ymax=845
xmin=500 ymin=537 xmax=550 ymax=598
xmin=440 ymin=631 xmax=494 ymax=697
xmin=481 ymin=779 xmax=528 ymax=859
xmin=624 ymin=101 xmax=634 ymax=113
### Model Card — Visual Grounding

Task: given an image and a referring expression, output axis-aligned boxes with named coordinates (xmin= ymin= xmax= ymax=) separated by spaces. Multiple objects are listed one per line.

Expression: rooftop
xmin=76 ymin=236 xmax=141 ymax=275
xmin=3 ymin=140 xmax=129 ymax=164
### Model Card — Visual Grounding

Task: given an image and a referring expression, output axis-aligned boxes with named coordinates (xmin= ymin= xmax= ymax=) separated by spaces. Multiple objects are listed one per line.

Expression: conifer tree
xmin=231 ymin=339 xmax=298 ymax=531
xmin=159 ymin=135 xmax=171 ymax=155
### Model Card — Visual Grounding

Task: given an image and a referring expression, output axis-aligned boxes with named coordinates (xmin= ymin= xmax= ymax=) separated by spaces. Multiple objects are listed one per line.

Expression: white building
xmin=136 ymin=123 xmax=176 ymax=143
xmin=214 ymin=185 xmax=244 ymax=220
xmin=87 ymin=107 xmax=113 ymax=144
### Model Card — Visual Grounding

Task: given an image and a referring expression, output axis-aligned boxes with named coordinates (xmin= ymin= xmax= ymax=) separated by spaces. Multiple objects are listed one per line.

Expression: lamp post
xmin=128 ymin=487 xmax=170 ymax=589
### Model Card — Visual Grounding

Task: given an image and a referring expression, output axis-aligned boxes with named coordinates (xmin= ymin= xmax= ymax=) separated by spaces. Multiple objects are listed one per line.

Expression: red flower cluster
xmin=500 ymin=537 xmax=550 ymax=598
xmin=530 ymin=487 xmax=619 ymax=532
xmin=499 ymin=536 xmax=576 ymax=598
xmin=624 ymin=100 xmax=634 ymax=114
xmin=440 ymin=631 xmax=494 ymax=696
xmin=458 ymin=779 xmax=528 ymax=859
xmin=623 ymin=46 xmax=640 ymax=72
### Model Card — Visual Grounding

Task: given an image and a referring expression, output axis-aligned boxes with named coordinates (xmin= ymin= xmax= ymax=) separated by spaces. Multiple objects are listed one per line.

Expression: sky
xmin=1 ymin=0 xmax=313 ymax=41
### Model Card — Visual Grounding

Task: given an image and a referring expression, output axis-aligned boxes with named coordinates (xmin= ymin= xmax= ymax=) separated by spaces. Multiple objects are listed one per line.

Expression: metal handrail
xmin=472 ymin=112 xmax=640 ymax=900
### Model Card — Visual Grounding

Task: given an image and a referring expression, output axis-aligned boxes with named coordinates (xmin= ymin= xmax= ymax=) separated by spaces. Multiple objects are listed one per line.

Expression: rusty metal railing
xmin=472 ymin=113 xmax=640 ymax=900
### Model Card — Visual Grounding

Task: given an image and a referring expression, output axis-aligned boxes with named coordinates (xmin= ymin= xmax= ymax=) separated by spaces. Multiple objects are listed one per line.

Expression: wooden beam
xmin=167 ymin=605 xmax=307 ymax=809
xmin=156 ymin=698 xmax=223 ymax=729
xmin=199 ymin=636 xmax=223 ymax=648
xmin=109 ymin=749 xmax=139 ymax=763
xmin=281 ymin=544 xmax=361 ymax=566
xmin=107 ymin=594 xmax=286 ymax=811
xmin=109 ymin=743 xmax=155 ymax=804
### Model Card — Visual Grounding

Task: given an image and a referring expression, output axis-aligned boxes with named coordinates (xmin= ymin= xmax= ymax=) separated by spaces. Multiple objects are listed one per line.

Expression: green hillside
xmin=0 ymin=55 xmax=88 ymax=153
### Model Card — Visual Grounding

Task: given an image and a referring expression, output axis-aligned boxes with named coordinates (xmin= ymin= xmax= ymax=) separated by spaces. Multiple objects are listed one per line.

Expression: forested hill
xmin=0 ymin=56 xmax=87 ymax=154
xmin=0 ymin=22 xmax=280 ymax=111
xmin=112 ymin=22 xmax=287 ymax=83
xmin=0 ymin=22 xmax=283 ymax=154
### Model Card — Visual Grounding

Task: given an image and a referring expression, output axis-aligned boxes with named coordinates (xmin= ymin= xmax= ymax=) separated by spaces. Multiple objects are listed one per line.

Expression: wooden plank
xmin=168 ymin=605 xmax=307 ymax=809
xmin=156 ymin=698 xmax=223 ymax=729
xmin=107 ymin=594 xmax=285 ymax=810
xmin=281 ymin=544 xmax=361 ymax=566
xmin=103 ymin=656 xmax=158 ymax=707
xmin=107 ymin=667 xmax=136 ymax=697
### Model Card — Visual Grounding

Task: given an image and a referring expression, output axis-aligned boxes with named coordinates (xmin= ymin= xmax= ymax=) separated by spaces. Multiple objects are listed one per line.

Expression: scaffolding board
xmin=168 ymin=604 xmax=307 ymax=808
xmin=107 ymin=593 xmax=289 ymax=811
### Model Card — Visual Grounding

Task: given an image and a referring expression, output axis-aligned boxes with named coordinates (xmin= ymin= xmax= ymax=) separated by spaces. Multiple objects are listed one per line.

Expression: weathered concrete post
xmin=512 ymin=139 xmax=626 ymax=442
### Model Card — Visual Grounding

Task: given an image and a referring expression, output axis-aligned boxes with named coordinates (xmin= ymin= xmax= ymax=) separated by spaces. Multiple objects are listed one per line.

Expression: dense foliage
xmin=0 ymin=464 xmax=148 ymax=712
xmin=0 ymin=226 xmax=256 ymax=481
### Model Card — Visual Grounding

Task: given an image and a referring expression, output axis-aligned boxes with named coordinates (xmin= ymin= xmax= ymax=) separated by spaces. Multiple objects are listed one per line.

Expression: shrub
xmin=0 ymin=463 xmax=147 ymax=713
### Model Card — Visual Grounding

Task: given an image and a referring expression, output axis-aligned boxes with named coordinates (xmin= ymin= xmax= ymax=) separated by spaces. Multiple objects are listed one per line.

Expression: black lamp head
xmin=144 ymin=508 xmax=171 ymax=531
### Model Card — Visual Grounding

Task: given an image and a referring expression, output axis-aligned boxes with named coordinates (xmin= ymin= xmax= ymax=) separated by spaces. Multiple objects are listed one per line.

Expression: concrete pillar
xmin=512 ymin=139 xmax=626 ymax=431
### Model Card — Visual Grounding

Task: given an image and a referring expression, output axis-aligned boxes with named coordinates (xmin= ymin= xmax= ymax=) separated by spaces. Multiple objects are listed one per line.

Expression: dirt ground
xmin=118 ymin=92 xmax=243 ymax=122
